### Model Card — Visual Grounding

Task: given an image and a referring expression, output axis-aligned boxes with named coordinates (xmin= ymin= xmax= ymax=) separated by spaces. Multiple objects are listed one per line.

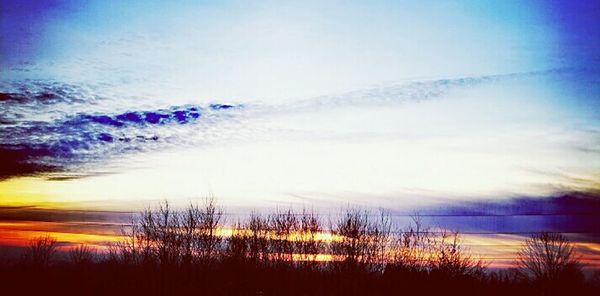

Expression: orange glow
xmin=1 ymin=218 xmax=599 ymax=269
xmin=0 ymin=221 xmax=123 ymax=251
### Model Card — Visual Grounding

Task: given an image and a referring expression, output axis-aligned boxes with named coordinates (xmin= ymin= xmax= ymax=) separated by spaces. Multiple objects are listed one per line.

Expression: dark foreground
xmin=1 ymin=259 xmax=598 ymax=296
xmin=1 ymin=201 xmax=599 ymax=295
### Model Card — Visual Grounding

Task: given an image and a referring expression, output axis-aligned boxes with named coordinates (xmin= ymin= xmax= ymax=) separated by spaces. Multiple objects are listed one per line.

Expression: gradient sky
xmin=1 ymin=1 xmax=600 ymax=266
xmin=2 ymin=0 xmax=599 ymax=207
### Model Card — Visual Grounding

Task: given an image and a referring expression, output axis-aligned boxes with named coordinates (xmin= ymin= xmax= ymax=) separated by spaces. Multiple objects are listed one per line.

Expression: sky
xmin=1 ymin=0 xmax=600 ymax=267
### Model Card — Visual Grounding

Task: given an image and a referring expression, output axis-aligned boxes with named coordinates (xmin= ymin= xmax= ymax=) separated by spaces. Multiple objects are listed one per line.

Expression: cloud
xmin=0 ymin=81 xmax=244 ymax=180
xmin=286 ymin=68 xmax=576 ymax=112
xmin=0 ymin=144 xmax=63 ymax=180
xmin=0 ymin=80 xmax=103 ymax=108
xmin=410 ymin=192 xmax=600 ymax=243
xmin=0 ymin=206 xmax=131 ymax=225
xmin=0 ymin=69 xmax=586 ymax=181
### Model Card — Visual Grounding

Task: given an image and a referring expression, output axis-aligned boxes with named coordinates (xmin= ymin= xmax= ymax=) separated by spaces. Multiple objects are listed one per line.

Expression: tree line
xmin=3 ymin=199 xmax=598 ymax=295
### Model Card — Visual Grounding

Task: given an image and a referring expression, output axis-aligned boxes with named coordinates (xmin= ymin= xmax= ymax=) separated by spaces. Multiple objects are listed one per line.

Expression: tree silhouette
xmin=428 ymin=230 xmax=485 ymax=278
xmin=297 ymin=209 xmax=324 ymax=266
xmin=517 ymin=232 xmax=581 ymax=282
xmin=6 ymin=201 xmax=597 ymax=295
xmin=69 ymin=244 xmax=96 ymax=265
xmin=269 ymin=209 xmax=298 ymax=263
xmin=330 ymin=208 xmax=392 ymax=273
xmin=391 ymin=215 xmax=432 ymax=272
xmin=22 ymin=236 xmax=57 ymax=267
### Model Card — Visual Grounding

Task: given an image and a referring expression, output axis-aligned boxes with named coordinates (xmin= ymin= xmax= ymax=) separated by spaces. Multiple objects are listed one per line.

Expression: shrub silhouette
xmin=22 ymin=236 xmax=57 ymax=267
xmin=69 ymin=244 xmax=96 ymax=265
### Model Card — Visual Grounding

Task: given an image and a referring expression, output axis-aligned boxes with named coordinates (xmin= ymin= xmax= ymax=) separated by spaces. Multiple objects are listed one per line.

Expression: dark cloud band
xmin=0 ymin=96 xmax=240 ymax=180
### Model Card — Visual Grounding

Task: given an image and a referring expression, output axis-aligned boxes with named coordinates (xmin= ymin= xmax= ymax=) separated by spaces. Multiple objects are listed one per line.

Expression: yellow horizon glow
xmin=2 ymin=221 xmax=599 ymax=269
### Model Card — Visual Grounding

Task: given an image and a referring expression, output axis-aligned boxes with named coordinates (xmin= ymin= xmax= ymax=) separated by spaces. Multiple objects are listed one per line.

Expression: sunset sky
xmin=1 ymin=0 xmax=599 ymax=268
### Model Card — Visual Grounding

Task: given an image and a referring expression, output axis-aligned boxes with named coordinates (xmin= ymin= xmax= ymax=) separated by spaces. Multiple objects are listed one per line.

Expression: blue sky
xmin=2 ymin=0 xmax=588 ymax=99
xmin=0 ymin=0 xmax=599 ymax=210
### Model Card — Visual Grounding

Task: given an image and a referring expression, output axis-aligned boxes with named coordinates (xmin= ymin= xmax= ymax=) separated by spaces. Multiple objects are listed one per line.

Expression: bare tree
xmin=269 ymin=208 xmax=298 ymax=263
xmin=226 ymin=221 xmax=250 ymax=261
xmin=69 ymin=244 xmax=96 ymax=265
xmin=297 ymin=209 xmax=324 ymax=266
xmin=518 ymin=232 xmax=581 ymax=282
xmin=369 ymin=208 xmax=393 ymax=272
xmin=330 ymin=208 xmax=372 ymax=270
xmin=154 ymin=201 xmax=183 ymax=266
xmin=120 ymin=201 xmax=183 ymax=266
xmin=428 ymin=230 xmax=484 ymax=277
xmin=115 ymin=216 xmax=150 ymax=265
xmin=181 ymin=202 xmax=201 ymax=266
xmin=246 ymin=212 xmax=269 ymax=263
xmin=117 ymin=198 xmax=225 ymax=267
xmin=392 ymin=215 xmax=432 ymax=272
xmin=196 ymin=197 xmax=224 ymax=261
xmin=23 ymin=236 xmax=57 ymax=267
xmin=178 ymin=197 xmax=225 ymax=265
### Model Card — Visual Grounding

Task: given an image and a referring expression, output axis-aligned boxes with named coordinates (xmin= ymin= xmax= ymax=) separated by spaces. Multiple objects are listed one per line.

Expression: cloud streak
xmin=0 ymin=69 xmax=594 ymax=181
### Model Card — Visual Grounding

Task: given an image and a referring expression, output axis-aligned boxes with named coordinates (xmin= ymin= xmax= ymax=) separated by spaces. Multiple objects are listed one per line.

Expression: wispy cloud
xmin=0 ymin=68 xmax=595 ymax=182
